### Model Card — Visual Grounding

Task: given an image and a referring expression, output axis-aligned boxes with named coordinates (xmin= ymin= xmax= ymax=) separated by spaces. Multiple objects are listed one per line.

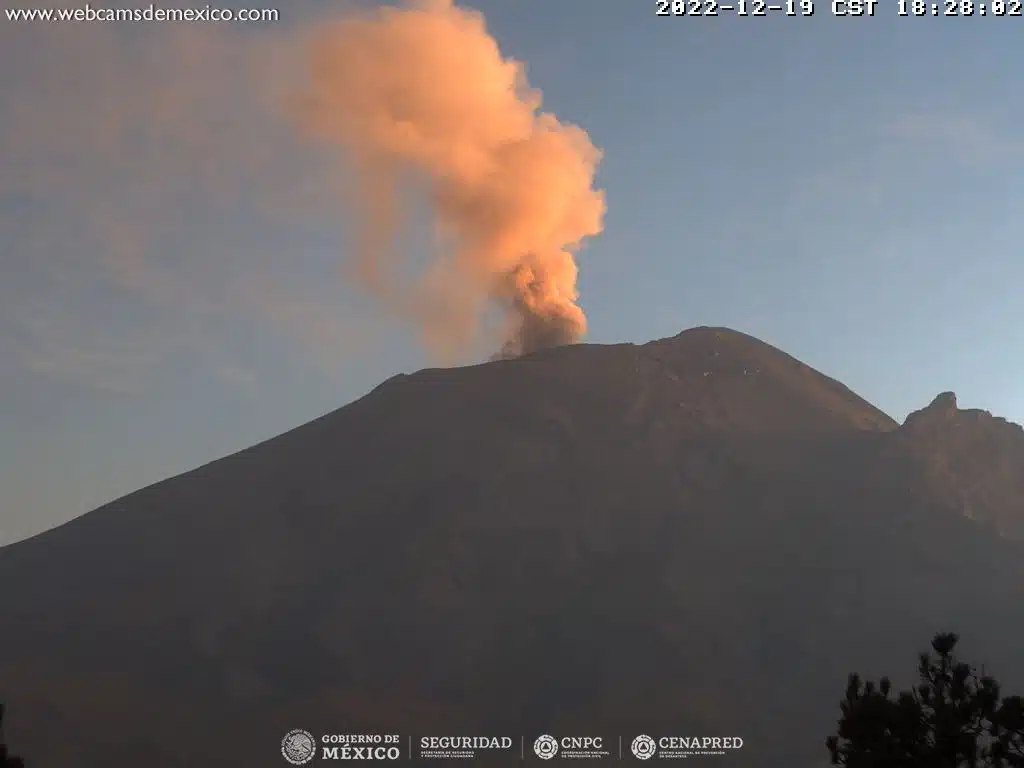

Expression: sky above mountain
xmin=1 ymin=0 xmax=1022 ymax=543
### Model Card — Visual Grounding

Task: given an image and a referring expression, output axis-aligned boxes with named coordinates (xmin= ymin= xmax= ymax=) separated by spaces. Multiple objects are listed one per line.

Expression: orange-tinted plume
xmin=292 ymin=0 xmax=606 ymax=358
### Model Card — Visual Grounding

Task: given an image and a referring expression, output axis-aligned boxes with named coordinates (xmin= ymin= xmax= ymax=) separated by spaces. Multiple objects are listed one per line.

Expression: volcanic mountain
xmin=1 ymin=327 xmax=1022 ymax=767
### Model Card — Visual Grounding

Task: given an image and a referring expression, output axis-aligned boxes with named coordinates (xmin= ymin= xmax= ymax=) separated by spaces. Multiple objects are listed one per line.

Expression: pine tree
xmin=0 ymin=704 xmax=26 ymax=767
xmin=988 ymin=694 xmax=1024 ymax=767
xmin=826 ymin=632 xmax=1023 ymax=767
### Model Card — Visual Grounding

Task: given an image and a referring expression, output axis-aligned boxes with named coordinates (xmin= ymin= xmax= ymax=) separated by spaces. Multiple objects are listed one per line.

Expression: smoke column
xmin=292 ymin=0 xmax=606 ymax=358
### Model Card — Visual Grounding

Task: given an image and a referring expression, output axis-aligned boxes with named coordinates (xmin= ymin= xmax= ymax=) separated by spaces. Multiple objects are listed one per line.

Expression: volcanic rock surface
xmin=1 ymin=327 xmax=1022 ymax=767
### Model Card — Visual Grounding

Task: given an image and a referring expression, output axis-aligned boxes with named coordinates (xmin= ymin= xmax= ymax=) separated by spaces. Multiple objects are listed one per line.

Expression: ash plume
xmin=292 ymin=0 xmax=606 ymax=358
xmin=1 ymin=0 xmax=604 ymax=368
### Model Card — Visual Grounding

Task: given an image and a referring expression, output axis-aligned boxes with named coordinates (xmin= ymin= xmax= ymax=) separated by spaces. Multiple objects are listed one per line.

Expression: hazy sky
xmin=2 ymin=0 xmax=1022 ymax=544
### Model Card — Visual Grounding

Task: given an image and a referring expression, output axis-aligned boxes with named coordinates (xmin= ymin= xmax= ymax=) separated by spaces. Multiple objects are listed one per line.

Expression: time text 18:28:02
xmin=897 ymin=0 xmax=1021 ymax=13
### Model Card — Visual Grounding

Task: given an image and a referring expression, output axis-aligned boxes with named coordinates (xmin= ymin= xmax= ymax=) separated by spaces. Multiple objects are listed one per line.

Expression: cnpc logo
xmin=533 ymin=734 xmax=604 ymax=759
xmin=561 ymin=737 xmax=603 ymax=750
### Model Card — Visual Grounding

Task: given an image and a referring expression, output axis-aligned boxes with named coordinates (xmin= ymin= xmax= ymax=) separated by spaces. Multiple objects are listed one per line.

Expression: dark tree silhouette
xmin=0 ymin=704 xmax=26 ymax=767
xmin=826 ymin=632 xmax=1024 ymax=767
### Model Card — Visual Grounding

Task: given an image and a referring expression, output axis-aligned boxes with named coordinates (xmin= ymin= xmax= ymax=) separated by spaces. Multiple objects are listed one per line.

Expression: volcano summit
xmin=1 ymin=327 xmax=1022 ymax=767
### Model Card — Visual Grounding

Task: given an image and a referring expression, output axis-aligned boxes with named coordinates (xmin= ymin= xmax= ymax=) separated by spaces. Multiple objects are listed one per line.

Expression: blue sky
xmin=1 ymin=0 xmax=1022 ymax=543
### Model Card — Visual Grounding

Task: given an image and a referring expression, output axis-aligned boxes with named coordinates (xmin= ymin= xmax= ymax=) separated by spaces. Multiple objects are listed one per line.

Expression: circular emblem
xmin=281 ymin=729 xmax=316 ymax=765
xmin=632 ymin=734 xmax=656 ymax=760
xmin=534 ymin=734 xmax=559 ymax=760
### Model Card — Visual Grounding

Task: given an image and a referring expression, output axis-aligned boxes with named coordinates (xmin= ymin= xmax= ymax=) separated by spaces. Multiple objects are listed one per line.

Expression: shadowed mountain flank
xmin=1 ymin=327 xmax=1021 ymax=767
xmin=892 ymin=391 xmax=1024 ymax=541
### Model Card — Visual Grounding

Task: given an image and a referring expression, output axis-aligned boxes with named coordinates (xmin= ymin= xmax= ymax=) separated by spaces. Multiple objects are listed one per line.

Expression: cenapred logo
xmin=534 ymin=734 xmax=559 ymax=760
xmin=631 ymin=734 xmax=656 ymax=760
xmin=281 ymin=729 xmax=316 ymax=765
xmin=636 ymin=735 xmax=744 ymax=759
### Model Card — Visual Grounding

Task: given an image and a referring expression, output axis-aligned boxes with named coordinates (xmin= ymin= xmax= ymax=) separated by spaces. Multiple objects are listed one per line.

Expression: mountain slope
xmin=891 ymin=390 xmax=1024 ymax=540
xmin=1 ymin=326 xmax=1022 ymax=767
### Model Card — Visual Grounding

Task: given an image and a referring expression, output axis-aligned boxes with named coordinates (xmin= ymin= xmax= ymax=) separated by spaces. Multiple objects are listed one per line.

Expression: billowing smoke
xmin=2 ymin=0 xmax=604 ymax=370
xmin=292 ymin=0 xmax=606 ymax=358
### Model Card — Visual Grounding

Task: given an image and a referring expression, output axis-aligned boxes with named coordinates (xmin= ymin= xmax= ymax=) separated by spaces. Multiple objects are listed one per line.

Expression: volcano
xmin=1 ymin=326 xmax=1022 ymax=767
